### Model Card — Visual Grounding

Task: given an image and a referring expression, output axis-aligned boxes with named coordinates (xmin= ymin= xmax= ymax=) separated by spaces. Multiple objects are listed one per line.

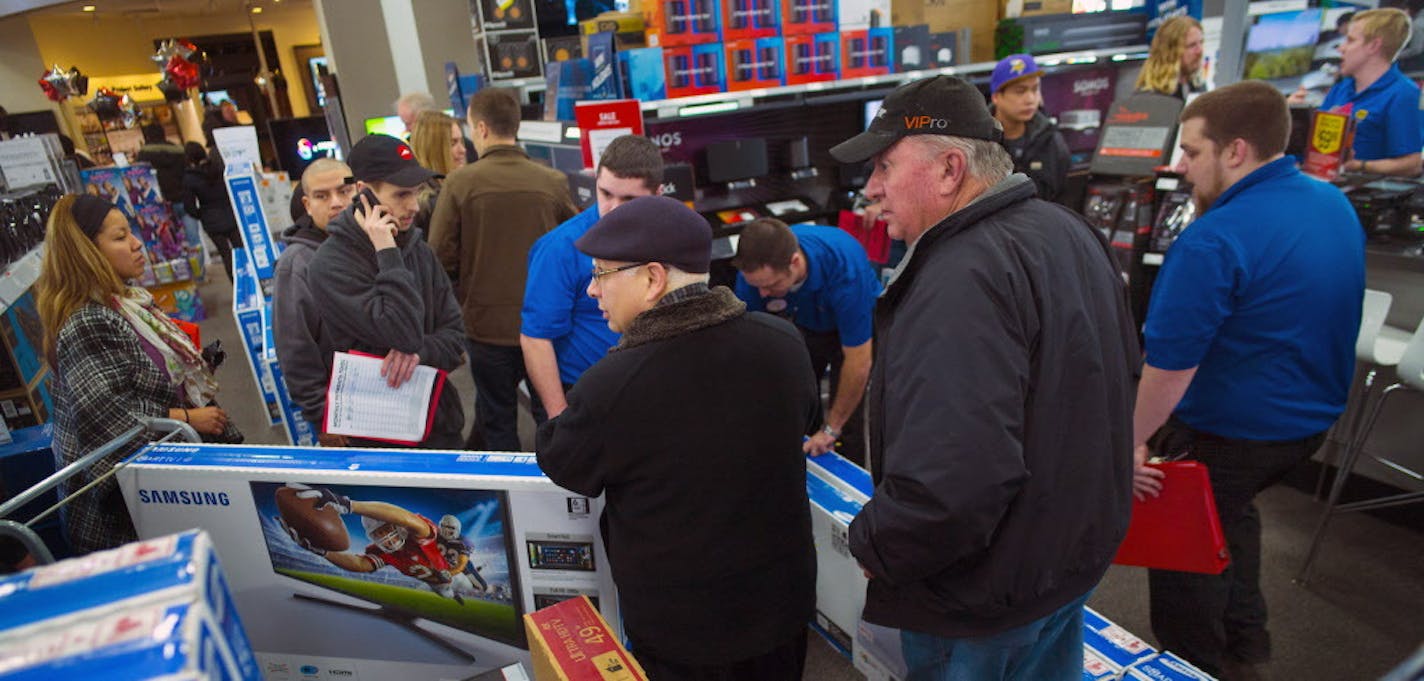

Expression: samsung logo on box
xmin=138 ymin=489 xmax=231 ymax=506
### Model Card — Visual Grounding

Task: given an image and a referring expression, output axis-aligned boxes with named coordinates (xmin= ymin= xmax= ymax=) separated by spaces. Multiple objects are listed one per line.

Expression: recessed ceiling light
xmin=82 ymin=4 xmax=96 ymax=10
xmin=251 ymin=5 xmax=262 ymax=12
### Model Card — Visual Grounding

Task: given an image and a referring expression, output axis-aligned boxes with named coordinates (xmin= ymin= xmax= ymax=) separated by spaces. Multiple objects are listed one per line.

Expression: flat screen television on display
xmin=706 ymin=138 xmax=769 ymax=183
xmin=364 ymin=115 xmax=407 ymax=138
xmin=249 ymin=481 xmax=527 ymax=658
xmin=1243 ymin=9 xmax=1323 ymax=81
xmin=268 ymin=116 xmax=340 ymax=180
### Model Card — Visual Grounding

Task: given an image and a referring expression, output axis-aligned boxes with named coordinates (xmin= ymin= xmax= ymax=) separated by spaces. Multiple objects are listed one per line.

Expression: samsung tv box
xmin=117 ymin=444 xmax=618 ymax=681
xmin=0 ymin=530 xmax=257 ymax=680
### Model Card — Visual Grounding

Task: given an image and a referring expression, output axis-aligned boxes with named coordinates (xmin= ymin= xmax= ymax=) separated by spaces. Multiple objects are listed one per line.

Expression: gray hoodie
xmin=273 ymin=217 xmax=333 ymax=427
xmin=306 ymin=207 xmax=467 ymax=448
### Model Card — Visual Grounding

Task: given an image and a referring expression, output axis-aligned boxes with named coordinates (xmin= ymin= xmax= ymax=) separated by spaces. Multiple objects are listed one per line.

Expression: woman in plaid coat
xmin=37 ymin=194 xmax=238 ymax=554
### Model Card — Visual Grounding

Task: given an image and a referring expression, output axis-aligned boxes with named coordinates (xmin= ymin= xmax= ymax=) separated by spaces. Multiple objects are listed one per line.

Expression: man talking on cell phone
xmin=307 ymin=134 xmax=468 ymax=448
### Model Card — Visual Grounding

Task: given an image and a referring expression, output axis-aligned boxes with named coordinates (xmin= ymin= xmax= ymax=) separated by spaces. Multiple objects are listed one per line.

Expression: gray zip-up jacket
xmin=306 ymin=207 xmax=467 ymax=448
xmin=273 ymin=217 xmax=332 ymax=427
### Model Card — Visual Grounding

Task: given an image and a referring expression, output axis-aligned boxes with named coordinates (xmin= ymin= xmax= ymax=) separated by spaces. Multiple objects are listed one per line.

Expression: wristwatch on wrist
xmin=821 ymin=424 xmax=841 ymax=439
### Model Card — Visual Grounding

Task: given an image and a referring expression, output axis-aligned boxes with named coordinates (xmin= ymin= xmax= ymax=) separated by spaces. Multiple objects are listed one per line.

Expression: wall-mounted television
xmin=268 ymin=116 xmax=340 ymax=180
xmin=1244 ymin=9 xmax=1324 ymax=81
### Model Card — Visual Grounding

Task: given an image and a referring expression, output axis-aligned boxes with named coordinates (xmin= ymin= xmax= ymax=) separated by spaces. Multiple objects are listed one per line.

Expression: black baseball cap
xmin=347 ymin=134 xmax=437 ymax=187
xmin=830 ymin=75 xmax=1003 ymax=164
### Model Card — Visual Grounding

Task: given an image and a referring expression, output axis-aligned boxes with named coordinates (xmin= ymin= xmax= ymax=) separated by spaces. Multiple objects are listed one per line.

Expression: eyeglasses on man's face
xmin=590 ymin=262 xmax=647 ymax=284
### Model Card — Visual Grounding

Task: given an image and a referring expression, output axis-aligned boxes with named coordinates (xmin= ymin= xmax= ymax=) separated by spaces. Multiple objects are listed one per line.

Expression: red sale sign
xmin=575 ymin=99 xmax=646 ymax=169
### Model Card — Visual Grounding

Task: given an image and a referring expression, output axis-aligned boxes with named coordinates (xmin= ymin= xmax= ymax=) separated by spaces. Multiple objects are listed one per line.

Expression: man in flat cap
xmin=535 ymin=195 xmax=819 ymax=680
xmin=834 ymin=75 xmax=1139 ymax=680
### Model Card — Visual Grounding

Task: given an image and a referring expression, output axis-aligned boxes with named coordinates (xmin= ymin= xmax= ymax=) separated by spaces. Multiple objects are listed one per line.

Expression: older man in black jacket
xmin=536 ymin=195 xmax=819 ymax=680
xmin=831 ymin=75 xmax=1138 ymax=681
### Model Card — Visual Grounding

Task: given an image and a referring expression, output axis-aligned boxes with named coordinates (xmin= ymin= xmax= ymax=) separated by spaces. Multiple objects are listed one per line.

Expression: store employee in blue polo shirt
xmin=732 ymin=219 xmax=881 ymax=464
xmin=1133 ymin=82 xmax=1364 ymax=679
xmin=1299 ymin=8 xmax=1423 ymax=177
xmin=520 ymin=135 xmax=664 ymax=418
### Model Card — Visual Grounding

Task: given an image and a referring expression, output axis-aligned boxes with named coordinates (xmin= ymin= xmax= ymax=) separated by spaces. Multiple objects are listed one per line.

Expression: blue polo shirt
xmin=1144 ymin=157 xmax=1364 ymax=441
xmin=521 ymin=205 xmax=620 ymax=385
xmin=1320 ymin=65 xmax=1424 ymax=161
xmin=734 ymin=224 xmax=880 ymax=346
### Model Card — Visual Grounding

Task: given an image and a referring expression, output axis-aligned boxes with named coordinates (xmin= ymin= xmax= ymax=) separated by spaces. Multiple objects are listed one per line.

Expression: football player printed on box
xmin=277 ymin=483 xmax=482 ymax=604
xmin=438 ymin=513 xmax=492 ymax=595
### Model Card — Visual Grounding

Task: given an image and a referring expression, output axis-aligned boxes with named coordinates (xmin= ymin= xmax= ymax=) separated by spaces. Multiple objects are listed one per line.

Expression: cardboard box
xmin=783 ymin=32 xmax=840 ymax=84
xmin=545 ymin=35 xmax=585 ymax=63
xmin=841 ymin=27 xmax=894 ymax=79
xmin=1082 ymin=646 xmax=1120 ymax=680
xmin=782 ymin=0 xmax=836 ymax=35
xmin=644 ymin=0 xmax=721 ymax=47
xmin=620 ymin=47 xmax=669 ymax=100
xmin=663 ymin=43 xmax=726 ymax=98
xmin=725 ymin=38 xmax=785 ymax=90
xmin=892 ymin=0 xmax=997 ymax=63
xmin=722 ymin=0 xmax=780 ymax=40
xmin=525 ymin=596 xmax=646 ymax=680
xmin=1083 ymin=606 xmax=1157 ymax=671
xmin=118 ymin=444 xmax=620 ymax=681
xmin=1011 ymin=0 xmax=1072 ymax=17
xmin=586 ymin=31 xmax=625 ymax=100
xmin=0 ymin=530 xmax=259 ymax=680
xmin=580 ymin=11 xmax=647 ymax=50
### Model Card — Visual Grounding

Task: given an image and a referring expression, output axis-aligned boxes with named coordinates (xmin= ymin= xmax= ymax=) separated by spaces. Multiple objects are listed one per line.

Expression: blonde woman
xmin=38 ymin=194 xmax=239 ymax=554
xmin=1136 ymin=16 xmax=1206 ymax=99
xmin=408 ymin=110 xmax=467 ymax=236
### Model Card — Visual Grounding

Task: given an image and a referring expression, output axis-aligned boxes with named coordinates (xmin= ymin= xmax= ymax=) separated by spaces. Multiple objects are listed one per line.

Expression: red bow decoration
xmin=165 ymin=54 xmax=201 ymax=90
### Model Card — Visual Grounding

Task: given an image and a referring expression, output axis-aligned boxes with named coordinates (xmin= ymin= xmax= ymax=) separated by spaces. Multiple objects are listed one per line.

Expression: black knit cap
xmin=575 ymin=195 xmax=712 ymax=273
xmin=830 ymin=74 xmax=1003 ymax=163
xmin=73 ymin=193 xmax=117 ymax=239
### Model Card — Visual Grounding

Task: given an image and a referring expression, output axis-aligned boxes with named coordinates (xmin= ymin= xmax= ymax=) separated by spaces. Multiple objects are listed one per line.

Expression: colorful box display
xmin=118 ymin=444 xmax=620 ymax=681
xmin=645 ymin=0 xmax=722 ymax=47
xmin=1124 ymin=652 xmax=1218 ymax=681
xmin=486 ymin=31 xmax=545 ymax=81
xmin=525 ymin=596 xmax=646 ymax=681
xmin=663 ymin=43 xmax=726 ymax=98
xmin=781 ymin=0 xmax=836 ymax=35
xmin=722 ymin=0 xmax=780 ymax=40
xmin=836 ymin=0 xmax=888 ymax=30
xmin=784 ymin=32 xmax=840 ymax=84
xmin=725 ymin=38 xmax=785 ymax=90
xmin=840 ymin=27 xmax=894 ymax=79
xmin=0 ymin=530 xmax=259 ymax=680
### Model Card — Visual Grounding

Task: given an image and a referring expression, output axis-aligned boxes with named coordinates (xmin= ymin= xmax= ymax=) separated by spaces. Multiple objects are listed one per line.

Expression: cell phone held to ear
xmin=355 ymin=188 xmax=397 ymax=238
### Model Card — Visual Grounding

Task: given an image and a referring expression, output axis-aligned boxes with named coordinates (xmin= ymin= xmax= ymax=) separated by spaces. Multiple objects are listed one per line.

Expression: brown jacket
xmin=428 ymin=145 xmax=577 ymax=345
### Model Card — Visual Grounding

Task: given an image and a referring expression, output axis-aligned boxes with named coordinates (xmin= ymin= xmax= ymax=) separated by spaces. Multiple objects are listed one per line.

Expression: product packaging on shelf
xmin=525 ymin=596 xmax=646 ymax=680
xmin=781 ymin=0 xmax=836 ymax=35
xmin=783 ymin=32 xmax=840 ymax=84
xmin=486 ymin=31 xmax=545 ymax=81
xmin=836 ymin=0 xmax=888 ymax=31
xmin=0 ymin=530 xmax=259 ymax=680
xmin=663 ymin=43 xmax=727 ymax=98
xmin=645 ymin=0 xmax=722 ymax=47
xmin=725 ymin=38 xmax=785 ymax=90
xmin=620 ymin=47 xmax=669 ymax=100
xmin=840 ymin=27 xmax=894 ymax=79
xmin=118 ymin=443 xmax=620 ymax=681
xmin=721 ymin=0 xmax=780 ymax=41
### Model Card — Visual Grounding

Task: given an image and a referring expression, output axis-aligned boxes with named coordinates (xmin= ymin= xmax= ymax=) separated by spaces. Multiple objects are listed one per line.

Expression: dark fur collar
xmin=614 ymin=286 xmax=746 ymax=352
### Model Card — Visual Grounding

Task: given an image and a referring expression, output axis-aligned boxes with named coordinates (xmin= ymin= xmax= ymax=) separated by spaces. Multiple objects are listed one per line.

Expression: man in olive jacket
xmin=536 ymin=196 xmax=819 ymax=680
xmin=428 ymin=87 xmax=577 ymax=450
xmin=831 ymin=75 xmax=1138 ymax=681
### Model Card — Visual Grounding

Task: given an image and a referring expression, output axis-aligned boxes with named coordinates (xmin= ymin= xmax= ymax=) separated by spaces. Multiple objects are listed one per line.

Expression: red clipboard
xmin=322 ymin=350 xmax=448 ymax=447
xmin=1113 ymin=461 xmax=1230 ymax=574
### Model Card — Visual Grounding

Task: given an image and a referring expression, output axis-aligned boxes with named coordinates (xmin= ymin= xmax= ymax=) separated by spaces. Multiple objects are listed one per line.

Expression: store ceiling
xmin=16 ymin=0 xmax=310 ymax=18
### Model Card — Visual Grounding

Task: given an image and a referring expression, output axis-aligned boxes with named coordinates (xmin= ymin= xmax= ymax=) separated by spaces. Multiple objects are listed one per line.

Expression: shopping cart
xmin=0 ymin=417 xmax=201 ymax=565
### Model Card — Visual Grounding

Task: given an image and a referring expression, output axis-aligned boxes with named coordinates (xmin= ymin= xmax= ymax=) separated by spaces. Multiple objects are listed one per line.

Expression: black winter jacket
xmin=135 ymin=142 xmax=187 ymax=203
xmin=536 ymin=286 xmax=819 ymax=665
xmin=306 ymin=208 xmax=467 ymax=448
xmin=1000 ymin=109 xmax=1072 ymax=202
xmin=181 ymin=165 xmax=238 ymax=234
xmin=849 ymin=175 xmax=1139 ymax=638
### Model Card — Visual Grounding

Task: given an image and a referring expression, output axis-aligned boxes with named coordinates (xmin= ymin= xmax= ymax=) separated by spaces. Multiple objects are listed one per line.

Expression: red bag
xmin=837 ymin=209 xmax=891 ymax=264
xmin=171 ymin=318 xmax=201 ymax=351
xmin=1113 ymin=461 xmax=1230 ymax=574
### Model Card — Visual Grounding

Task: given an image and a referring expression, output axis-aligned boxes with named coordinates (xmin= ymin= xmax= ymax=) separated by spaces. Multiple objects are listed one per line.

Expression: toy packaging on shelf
xmin=79 ymin=167 xmax=136 ymax=217
xmin=784 ymin=32 xmax=840 ymax=84
xmin=645 ymin=0 xmax=722 ymax=47
xmin=118 ymin=444 xmax=621 ymax=681
xmin=840 ymin=27 xmax=894 ymax=79
xmin=781 ymin=0 xmax=836 ymax=35
xmin=147 ymin=279 xmax=207 ymax=323
xmin=663 ymin=43 xmax=727 ymax=98
xmin=725 ymin=38 xmax=785 ymax=90
xmin=0 ymin=530 xmax=260 ymax=680
xmin=722 ymin=0 xmax=780 ymax=40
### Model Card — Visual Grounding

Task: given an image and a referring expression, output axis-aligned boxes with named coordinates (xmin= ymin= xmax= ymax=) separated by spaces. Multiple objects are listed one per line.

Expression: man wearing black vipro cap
xmin=303 ymin=134 xmax=467 ymax=448
xmin=833 ymin=75 xmax=1139 ymax=680
xmin=536 ymin=196 xmax=819 ymax=679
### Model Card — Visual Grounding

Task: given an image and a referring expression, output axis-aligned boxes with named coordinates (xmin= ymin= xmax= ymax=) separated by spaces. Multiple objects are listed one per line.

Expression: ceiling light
xmin=82 ymin=4 xmax=96 ymax=10
xmin=251 ymin=5 xmax=263 ymax=12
